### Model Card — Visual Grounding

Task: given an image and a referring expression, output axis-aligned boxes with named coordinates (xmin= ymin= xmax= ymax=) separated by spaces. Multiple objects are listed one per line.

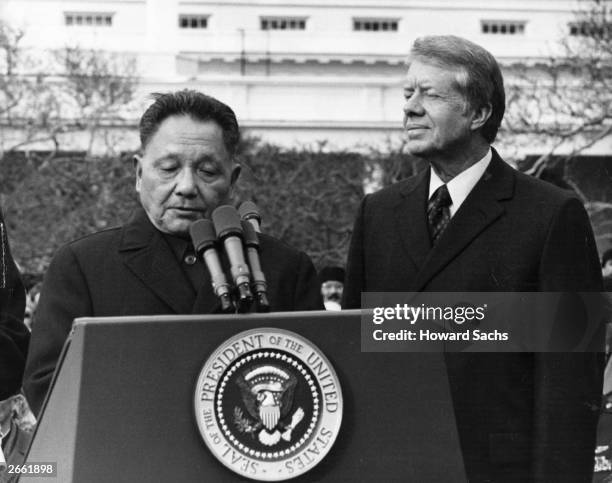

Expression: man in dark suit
xmin=344 ymin=36 xmax=604 ymax=482
xmin=0 ymin=209 xmax=29 ymax=475
xmin=0 ymin=210 xmax=28 ymax=404
xmin=23 ymin=90 xmax=323 ymax=417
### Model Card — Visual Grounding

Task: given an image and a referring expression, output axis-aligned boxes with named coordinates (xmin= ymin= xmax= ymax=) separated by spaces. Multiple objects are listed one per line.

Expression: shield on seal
xmin=237 ymin=365 xmax=297 ymax=432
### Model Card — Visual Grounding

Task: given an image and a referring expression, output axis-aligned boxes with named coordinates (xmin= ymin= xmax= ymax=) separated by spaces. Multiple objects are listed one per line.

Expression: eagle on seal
xmin=236 ymin=364 xmax=303 ymax=446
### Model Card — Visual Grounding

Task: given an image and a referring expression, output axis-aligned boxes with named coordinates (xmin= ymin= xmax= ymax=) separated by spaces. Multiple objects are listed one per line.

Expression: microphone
xmin=238 ymin=201 xmax=262 ymax=233
xmin=212 ymin=205 xmax=253 ymax=313
xmin=189 ymin=220 xmax=235 ymax=313
xmin=241 ymin=220 xmax=270 ymax=312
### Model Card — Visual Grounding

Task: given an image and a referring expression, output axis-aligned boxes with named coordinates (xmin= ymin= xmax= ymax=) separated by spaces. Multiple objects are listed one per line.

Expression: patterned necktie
xmin=427 ymin=184 xmax=452 ymax=246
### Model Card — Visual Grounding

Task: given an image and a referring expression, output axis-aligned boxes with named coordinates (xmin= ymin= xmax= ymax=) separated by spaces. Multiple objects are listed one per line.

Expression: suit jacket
xmin=0 ymin=210 xmax=28 ymax=401
xmin=344 ymin=150 xmax=604 ymax=482
xmin=23 ymin=208 xmax=323 ymax=416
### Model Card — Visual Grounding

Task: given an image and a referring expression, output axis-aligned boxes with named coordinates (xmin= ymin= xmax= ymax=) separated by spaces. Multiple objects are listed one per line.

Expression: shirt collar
xmin=428 ymin=148 xmax=492 ymax=217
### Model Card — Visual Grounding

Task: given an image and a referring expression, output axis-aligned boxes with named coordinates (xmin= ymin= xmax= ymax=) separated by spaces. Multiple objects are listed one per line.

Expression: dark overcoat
xmin=344 ymin=150 xmax=604 ymax=482
xmin=24 ymin=209 xmax=323 ymax=416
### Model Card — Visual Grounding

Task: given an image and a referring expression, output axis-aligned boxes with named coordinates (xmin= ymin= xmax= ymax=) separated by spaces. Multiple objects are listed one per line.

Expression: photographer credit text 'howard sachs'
xmin=361 ymin=292 xmax=606 ymax=353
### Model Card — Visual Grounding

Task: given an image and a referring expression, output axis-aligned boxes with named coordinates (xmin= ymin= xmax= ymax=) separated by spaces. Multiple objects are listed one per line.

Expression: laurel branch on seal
xmin=233 ymin=407 xmax=259 ymax=435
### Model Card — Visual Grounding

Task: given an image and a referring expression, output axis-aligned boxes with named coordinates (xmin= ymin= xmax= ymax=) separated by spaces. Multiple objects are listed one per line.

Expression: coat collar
xmin=118 ymin=208 xmax=219 ymax=314
xmin=395 ymin=149 xmax=515 ymax=291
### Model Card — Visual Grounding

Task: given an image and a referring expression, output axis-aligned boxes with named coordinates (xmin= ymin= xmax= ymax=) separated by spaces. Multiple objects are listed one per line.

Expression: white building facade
xmin=0 ymin=0 xmax=603 ymax=153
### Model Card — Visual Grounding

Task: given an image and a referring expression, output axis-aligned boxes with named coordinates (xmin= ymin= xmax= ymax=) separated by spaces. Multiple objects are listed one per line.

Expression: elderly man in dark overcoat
xmin=24 ymin=91 xmax=323 ymax=417
xmin=344 ymin=36 xmax=603 ymax=482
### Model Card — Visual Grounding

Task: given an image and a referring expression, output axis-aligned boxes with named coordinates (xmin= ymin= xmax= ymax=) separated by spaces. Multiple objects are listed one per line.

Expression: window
xmin=64 ymin=12 xmax=113 ymax=27
xmin=179 ymin=14 xmax=209 ymax=29
xmin=353 ymin=18 xmax=399 ymax=32
xmin=260 ymin=17 xmax=306 ymax=30
xmin=481 ymin=20 xmax=525 ymax=35
xmin=569 ymin=21 xmax=609 ymax=37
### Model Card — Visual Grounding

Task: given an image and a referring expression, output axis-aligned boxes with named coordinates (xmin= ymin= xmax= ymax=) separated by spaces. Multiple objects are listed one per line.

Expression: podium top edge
xmin=73 ymin=309 xmax=362 ymax=327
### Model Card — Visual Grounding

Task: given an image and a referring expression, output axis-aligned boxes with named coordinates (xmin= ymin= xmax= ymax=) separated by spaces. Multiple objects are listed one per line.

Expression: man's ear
xmin=226 ymin=162 xmax=242 ymax=202
xmin=133 ymin=153 xmax=143 ymax=193
xmin=230 ymin=162 xmax=241 ymax=186
xmin=470 ymin=102 xmax=493 ymax=132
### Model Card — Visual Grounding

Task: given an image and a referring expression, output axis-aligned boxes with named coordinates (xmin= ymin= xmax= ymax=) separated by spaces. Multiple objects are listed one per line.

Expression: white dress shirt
xmin=428 ymin=149 xmax=492 ymax=218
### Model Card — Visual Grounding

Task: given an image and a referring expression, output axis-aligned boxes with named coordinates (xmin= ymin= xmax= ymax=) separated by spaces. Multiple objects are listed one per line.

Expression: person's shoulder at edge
xmin=356 ymin=168 xmax=428 ymax=216
xmin=258 ymin=232 xmax=311 ymax=259
xmin=371 ymin=173 xmax=424 ymax=199
xmin=257 ymin=232 xmax=324 ymax=311
xmin=510 ymin=162 xmax=581 ymax=204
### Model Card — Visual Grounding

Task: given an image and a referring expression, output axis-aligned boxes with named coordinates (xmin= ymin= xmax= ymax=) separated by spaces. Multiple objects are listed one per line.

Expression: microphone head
xmin=189 ymin=219 xmax=217 ymax=253
xmin=212 ymin=205 xmax=243 ymax=239
xmin=238 ymin=201 xmax=261 ymax=224
xmin=241 ymin=220 xmax=259 ymax=248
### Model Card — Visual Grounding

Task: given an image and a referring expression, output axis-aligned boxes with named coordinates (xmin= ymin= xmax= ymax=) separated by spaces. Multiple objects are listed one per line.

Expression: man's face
xmin=603 ymin=260 xmax=612 ymax=278
xmin=402 ymin=59 xmax=476 ymax=159
xmin=321 ymin=280 xmax=344 ymax=303
xmin=134 ymin=115 xmax=240 ymax=237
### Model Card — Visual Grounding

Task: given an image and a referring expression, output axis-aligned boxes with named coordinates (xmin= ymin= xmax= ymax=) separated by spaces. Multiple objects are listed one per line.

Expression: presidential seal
xmin=194 ymin=328 xmax=342 ymax=481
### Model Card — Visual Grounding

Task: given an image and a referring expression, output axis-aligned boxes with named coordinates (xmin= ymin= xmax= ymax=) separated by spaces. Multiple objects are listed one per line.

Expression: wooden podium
xmin=22 ymin=310 xmax=466 ymax=482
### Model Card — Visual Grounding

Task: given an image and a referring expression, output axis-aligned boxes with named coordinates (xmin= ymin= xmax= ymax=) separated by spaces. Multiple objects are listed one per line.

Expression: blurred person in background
xmin=319 ymin=266 xmax=345 ymax=311
xmin=21 ymin=274 xmax=42 ymax=331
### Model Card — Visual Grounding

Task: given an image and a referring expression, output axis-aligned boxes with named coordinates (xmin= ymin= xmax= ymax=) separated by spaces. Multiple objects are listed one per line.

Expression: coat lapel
xmin=191 ymin=270 xmax=222 ymax=314
xmin=394 ymin=169 xmax=432 ymax=273
xmin=118 ymin=209 xmax=195 ymax=314
xmin=411 ymin=151 xmax=515 ymax=291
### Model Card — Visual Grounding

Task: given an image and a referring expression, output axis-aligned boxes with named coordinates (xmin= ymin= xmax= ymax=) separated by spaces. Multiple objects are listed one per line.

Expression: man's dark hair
xmin=602 ymin=249 xmax=612 ymax=268
xmin=139 ymin=89 xmax=240 ymax=156
xmin=409 ymin=35 xmax=506 ymax=143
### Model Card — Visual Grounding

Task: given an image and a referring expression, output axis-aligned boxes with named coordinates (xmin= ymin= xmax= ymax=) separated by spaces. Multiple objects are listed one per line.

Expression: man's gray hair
xmin=409 ymin=35 xmax=505 ymax=143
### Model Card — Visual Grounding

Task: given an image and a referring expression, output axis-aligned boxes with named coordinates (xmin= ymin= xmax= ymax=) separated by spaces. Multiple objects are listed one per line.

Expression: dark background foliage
xmin=1 ymin=152 xmax=138 ymax=273
xmin=1 ymin=139 xmax=609 ymax=278
xmin=0 ymin=141 xmax=421 ymax=275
